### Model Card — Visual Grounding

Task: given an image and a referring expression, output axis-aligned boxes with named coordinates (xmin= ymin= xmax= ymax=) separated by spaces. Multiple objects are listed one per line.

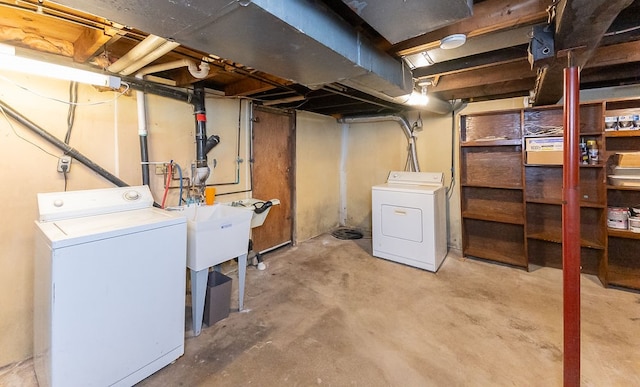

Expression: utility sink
xmin=226 ymin=198 xmax=280 ymax=228
xmin=182 ymin=204 xmax=253 ymax=271
xmin=178 ymin=203 xmax=252 ymax=336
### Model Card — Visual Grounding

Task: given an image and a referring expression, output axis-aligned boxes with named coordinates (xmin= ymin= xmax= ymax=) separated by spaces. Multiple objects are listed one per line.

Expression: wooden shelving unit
xmin=604 ymin=98 xmax=640 ymax=289
xmin=459 ymin=100 xmax=640 ymax=288
xmin=460 ymin=110 xmax=527 ymax=268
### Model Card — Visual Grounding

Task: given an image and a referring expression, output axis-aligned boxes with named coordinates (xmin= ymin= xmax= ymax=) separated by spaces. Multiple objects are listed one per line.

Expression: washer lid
xmin=36 ymin=208 xmax=185 ymax=248
xmin=37 ymin=185 xmax=154 ymax=222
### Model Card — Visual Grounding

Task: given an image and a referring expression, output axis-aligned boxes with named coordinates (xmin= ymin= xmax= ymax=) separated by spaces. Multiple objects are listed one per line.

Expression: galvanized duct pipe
xmin=0 ymin=99 xmax=129 ymax=187
xmin=338 ymin=115 xmax=420 ymax=172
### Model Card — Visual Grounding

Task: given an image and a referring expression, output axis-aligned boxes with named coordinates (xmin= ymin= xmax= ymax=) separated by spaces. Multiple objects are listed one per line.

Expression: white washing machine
xmin=372 ymin=171 xmax=447 ymax=272
xmin=34 ymin=185 xmax=187 ymax=387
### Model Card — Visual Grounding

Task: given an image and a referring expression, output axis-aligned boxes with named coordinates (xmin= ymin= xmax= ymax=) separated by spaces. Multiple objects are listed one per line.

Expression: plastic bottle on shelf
xmin=580 ymin=138 xmax=588 ymax=164
xmin=587 ymin=139 xmax=599 ymax=165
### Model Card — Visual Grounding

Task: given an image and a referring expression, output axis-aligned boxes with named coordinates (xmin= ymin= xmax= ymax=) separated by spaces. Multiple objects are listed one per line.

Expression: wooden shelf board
xmin=461 ymin=183 xmax=523 ymax=190
xmin=607 ymin=267 xmax=640 ymax=290
xmin=462 ymin=211 xmax=524 ymax=225
xmin=524 ymin=199 xmax=605 ymax=208
xmin=463 ymin=246 xmax=527 ymax=268
xmin=526 ymin=232 xmax=605 ymax=249
xmin=607 ymin=185 xmax=640 ymax=192
xmin=608 ymin=229 xmax=640 ymax=240
xmin=605 ymin=130 xmax=640 ymax=138
xmin=526 ymin=198 xmax=562 ymax=205
xmin=461 ymin=139 xmax=522 ymax=147
xmin=524 ymin=163 xmax=604 ymax=168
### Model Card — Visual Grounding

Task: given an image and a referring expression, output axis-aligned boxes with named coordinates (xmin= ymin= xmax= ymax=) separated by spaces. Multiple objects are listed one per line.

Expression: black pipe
xmin=0 ymin=99 xmax=129 ymax=188
xmin=193 ymin=85 xmax=208 ymax=168
xmin=121 ymin=75 xmax=192 ymax=103
xmin=204 ymin=135 xmax=220 ymax=155
xmin=140 ymin=135 xmax=150 ymax=185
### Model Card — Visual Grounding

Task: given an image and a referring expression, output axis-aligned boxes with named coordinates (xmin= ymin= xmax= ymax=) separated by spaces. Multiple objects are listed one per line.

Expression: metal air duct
xmin=52 ymin=0 xmax=412 ymax=99
xmin=341 ymin=0 xmax=473 ymax=44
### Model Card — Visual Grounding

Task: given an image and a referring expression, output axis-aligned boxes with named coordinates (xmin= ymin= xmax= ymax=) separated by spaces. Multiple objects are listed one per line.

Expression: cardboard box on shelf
xmin=617 ymin=152 xmax=640 ymax=168
xmin=525 ymin=137 xmax=563 ymax=165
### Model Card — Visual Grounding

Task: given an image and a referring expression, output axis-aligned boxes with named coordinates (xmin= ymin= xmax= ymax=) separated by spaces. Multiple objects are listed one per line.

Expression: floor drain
xmin=331 ymin=228 xmax=363 ymax=240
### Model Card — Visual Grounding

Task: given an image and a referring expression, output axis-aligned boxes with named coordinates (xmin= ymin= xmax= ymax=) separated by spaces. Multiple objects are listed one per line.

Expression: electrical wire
xmin=63 ymin=170 xmax=68 ymax=191
xmin=0 ymin=104 xmax=60 ymax=159
xmin=64 ymin=81 xmax=78 ymax=144
xmin=0 ymin=74 xmax=130 ymax=106
xmin=161 ymin=162 xmax=173 ymax=209
xmin=173 ymin=162 xmax=184 ymax=206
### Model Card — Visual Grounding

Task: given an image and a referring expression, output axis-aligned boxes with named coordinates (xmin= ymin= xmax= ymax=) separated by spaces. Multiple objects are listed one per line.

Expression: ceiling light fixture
xmin=405 ymin=82 xmax=430 ymax=106
xmin=0 ymin=43 xmax=121 ymax=88
xmin=439 ymin=34 xmax=467 ymax=50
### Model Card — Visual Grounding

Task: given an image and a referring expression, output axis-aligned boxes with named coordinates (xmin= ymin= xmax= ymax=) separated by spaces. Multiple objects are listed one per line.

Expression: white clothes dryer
xmin=372 ymin=171 xmax=447 ymax=272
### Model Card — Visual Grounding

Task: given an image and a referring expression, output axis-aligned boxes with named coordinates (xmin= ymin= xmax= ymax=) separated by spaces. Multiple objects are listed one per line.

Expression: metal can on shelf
xmin=608 ymin=207 xmax=629 ymax=230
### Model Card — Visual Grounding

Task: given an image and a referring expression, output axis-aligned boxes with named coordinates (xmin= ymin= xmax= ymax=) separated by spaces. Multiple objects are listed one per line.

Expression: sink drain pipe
xmin=133 ymin=59 xmax=211 ymax=185
xmin=0 ymin=99 xmax=129 ymax=187
xmin=338 ymin=115 xmax=420 ymax=172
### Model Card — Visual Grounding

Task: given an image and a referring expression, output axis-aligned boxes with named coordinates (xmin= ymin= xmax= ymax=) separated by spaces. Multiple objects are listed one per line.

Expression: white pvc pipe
xmin=136 ymin=59 xmax=211 ymax=79
xmin=135 ymin=74 xmax=148 ymax=136
xmin=135 ymin=59 xmax=211 ymax=136
xmin=107 ymin=35 xmax=167 ymax=73
xmin=119 ymin=41 xmax=181 ymax=75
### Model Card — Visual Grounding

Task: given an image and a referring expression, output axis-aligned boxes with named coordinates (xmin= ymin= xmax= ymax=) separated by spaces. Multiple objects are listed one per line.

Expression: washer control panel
xmin=37 ymin=185 xmax=154 ymax=222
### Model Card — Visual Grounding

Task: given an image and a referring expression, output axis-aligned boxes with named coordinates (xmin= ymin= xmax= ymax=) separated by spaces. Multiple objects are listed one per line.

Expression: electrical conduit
xmin=0 ymin=99 xmax=129 ymax=187
xmin=338 ymin=115 xmax=420 ymax=172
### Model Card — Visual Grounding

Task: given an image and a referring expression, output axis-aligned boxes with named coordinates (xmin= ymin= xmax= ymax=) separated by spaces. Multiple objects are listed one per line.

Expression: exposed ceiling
xmin=1 ymin=0 xmax=639 ymax=117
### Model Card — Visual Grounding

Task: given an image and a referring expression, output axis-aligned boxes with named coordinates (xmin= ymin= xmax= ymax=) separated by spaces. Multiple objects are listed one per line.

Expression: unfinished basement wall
xmin=295 ymin=111 xmax=342 ymax=242
xmin=343 ymin=121 xmax=407 ymax=233
xmin=340 ymin=98 xmax=527 ymax=248
xmin=0 ymin=72 xmax=251 ymax=367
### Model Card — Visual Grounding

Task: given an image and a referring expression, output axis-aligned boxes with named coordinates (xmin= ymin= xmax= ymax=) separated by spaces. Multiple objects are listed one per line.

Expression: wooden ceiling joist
xmin=392 ymin=0 xmax=549 ymax=57
xmin=431 ymin=59 xmax=535 ymax=93
xmin=531 ymin=0 xmax=634 ymax=106
xmin=413 ymin=44 xmax=528 ymax=79
xmin=72 ymin=27 xmax=114 ymax=62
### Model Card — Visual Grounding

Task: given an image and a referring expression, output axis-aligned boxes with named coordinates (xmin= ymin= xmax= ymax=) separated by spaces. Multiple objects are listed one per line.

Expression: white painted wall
xmin=0 ymin=72 xmax=252 ymax=366
xmin=295 ymin=111 xmax=342 ymax=242
xmin=2 ymin=66 xmax=637 ymax=368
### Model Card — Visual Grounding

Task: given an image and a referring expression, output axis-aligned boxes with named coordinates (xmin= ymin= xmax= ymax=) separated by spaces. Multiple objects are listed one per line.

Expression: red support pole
xmin=562 ymin=65 xmax=581 ymax=386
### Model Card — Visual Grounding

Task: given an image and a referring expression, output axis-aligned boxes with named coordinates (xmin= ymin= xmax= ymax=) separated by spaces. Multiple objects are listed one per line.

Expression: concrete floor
xmin=2 ymin=233 xmax=640 ymax=386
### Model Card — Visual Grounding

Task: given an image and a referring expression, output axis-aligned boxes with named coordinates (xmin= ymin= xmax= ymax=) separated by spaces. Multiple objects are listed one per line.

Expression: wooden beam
xmin=0 ymin=24 xmax=73 ymax=56
xmin=73 ymin=27 xmax=113 ymax=62
xmin=392 ymin=0 xmax=548 ymax=57
xmin=225 ymin=77 xmax=278 ymax=96
xmin=430 ymin=60 xmax=535 ymax=92
xmin=532 ymin=0 xmax=634 ymax=106
xmin=582 ymin=63 xmax=640 ymax=84
xmin=433 ymin=78 xmax=536 ymax=101
xmin=413 ymin=44 xmax=528 ymax=78
xmin=585 ymin=40 xmax=640 ymax=69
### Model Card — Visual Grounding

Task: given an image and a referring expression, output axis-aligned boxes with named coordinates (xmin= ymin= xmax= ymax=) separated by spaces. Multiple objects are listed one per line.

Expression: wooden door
xmin=251 ymin=106 xmax=294 ymax=253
